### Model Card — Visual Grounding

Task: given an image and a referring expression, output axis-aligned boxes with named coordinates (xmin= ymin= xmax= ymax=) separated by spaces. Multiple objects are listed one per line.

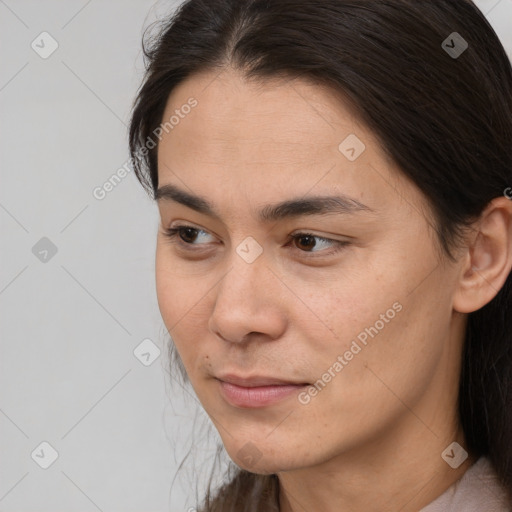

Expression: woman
xmin=129 ymin=0 xmax=512 ymax=510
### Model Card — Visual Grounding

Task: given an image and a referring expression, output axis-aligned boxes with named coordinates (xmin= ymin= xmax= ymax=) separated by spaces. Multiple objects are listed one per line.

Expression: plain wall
xmin=1 ymin=1 xmax=511 ymax=511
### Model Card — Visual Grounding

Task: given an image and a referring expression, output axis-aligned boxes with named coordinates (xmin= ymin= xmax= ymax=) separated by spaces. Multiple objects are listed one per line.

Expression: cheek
xmin=155 ymin=251 xmax=192 ymax=346
xmin=296 ymin=252 xmax=445 ymax=387
xmin=155 ymin=244 xmax=203 ymax=322
xmin=155 ymin=247 xmax=215 ymax=370
xmin=289 ymin=268 xmax=390 ymax=355
xmin=315 ymin=269 xmax=454 ymax=422
xmin=155 ymin=250 xmax=179 ymax=328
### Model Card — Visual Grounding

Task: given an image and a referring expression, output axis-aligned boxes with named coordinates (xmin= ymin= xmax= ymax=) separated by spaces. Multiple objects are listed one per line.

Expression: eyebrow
xmin=155 ymin=184 xmax=374 ymax=222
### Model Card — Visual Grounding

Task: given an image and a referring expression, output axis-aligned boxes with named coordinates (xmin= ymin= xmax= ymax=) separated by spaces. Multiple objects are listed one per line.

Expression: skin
xmin=154 ymin=67 xmax=512 ymax=511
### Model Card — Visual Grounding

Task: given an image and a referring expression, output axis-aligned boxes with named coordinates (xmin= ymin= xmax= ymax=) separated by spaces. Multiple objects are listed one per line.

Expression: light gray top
xmin=420 ymin=457 xmax=511 ymax=511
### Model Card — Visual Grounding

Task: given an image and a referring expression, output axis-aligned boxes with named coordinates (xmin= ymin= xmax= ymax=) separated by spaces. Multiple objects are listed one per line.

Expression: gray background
xmin=1 ymin=1 xmax=511 ymax=511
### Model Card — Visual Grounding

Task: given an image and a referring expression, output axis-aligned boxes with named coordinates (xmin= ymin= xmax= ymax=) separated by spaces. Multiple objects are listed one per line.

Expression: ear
xmin=453 ymin=196 xmax=512 ymax=314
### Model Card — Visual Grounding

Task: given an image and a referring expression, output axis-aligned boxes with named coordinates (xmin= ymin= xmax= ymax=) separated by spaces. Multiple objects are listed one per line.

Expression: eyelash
xmin=162 ymin=225 xmax=350 ymax=258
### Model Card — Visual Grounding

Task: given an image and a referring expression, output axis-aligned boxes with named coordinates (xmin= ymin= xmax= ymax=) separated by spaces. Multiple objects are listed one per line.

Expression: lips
xmin=215 ymin=374 xmax=310 ymax=408
xmin=216 ymin=373 xmax=310 ymax=388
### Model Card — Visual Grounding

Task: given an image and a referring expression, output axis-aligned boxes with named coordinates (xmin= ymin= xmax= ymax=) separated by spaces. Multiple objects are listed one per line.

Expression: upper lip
xmin=216 ymin=374 xmax=309 ymax=388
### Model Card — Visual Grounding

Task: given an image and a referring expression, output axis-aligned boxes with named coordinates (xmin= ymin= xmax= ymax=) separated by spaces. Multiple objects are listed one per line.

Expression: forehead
xmin=155 ymin=68 xmax=424 ymax=220
xmin=159 ymin=68 xmax=370 ymax=161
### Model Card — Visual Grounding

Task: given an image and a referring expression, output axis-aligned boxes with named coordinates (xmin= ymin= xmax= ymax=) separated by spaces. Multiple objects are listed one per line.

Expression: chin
xmin=222 ymin=439 xmax=308 ymax=475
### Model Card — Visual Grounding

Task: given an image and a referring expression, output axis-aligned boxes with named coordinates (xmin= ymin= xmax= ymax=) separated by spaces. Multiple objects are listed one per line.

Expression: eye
xmin=163 ymin=225 xmax=215 ymax=246
xmin=287 ymin=232 xmax=350 ymax=257
xmin=162 ymin=224 xmax=350 ymax=258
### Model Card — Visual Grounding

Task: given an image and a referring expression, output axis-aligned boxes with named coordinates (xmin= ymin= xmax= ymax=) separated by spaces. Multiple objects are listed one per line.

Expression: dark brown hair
xmin=129 ymin=0 xmax=512 ymax=509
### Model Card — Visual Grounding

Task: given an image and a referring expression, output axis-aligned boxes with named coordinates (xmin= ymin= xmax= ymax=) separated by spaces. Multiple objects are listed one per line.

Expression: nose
xmin=208 ymin=249 xmax=288 ymax=344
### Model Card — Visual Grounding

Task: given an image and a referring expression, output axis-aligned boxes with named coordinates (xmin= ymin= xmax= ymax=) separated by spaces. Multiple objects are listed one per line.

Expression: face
xmin=155 ymin=68 xmax=465 ymax=474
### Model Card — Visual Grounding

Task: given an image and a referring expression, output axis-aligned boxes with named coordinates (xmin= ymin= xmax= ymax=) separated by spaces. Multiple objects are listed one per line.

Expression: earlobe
xmin=453 ymin=196 xmax=512 ymax=314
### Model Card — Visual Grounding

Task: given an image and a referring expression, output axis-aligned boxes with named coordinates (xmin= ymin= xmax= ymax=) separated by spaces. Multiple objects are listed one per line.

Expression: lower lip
xmin=218 ymin=380 xmax=307 ymax=408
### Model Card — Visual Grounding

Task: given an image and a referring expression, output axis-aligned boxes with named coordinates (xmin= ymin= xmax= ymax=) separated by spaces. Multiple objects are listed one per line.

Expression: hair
xmin=129 ymin=0 xmax=512 ymax=509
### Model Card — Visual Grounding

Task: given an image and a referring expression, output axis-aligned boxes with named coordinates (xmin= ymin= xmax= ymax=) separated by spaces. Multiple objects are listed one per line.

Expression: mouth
xmin=215 ymin=374 xmax=310 ymax=408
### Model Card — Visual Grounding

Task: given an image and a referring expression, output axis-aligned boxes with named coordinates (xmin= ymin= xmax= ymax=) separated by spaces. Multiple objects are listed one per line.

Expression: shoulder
xmin=420 ymin=457 xmax=511 ymax=512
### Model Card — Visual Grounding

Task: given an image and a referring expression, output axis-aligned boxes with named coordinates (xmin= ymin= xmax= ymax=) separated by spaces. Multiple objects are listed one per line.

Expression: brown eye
xmin=288 ymin=232 xmax=351 ymax=257
xmin=294 ymin=234 xmax=317 ymax=252
xmin=179 ymin=227 xmax=199 ymax=243
xmin=162 ymin=225 xmax=215 ymax=247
